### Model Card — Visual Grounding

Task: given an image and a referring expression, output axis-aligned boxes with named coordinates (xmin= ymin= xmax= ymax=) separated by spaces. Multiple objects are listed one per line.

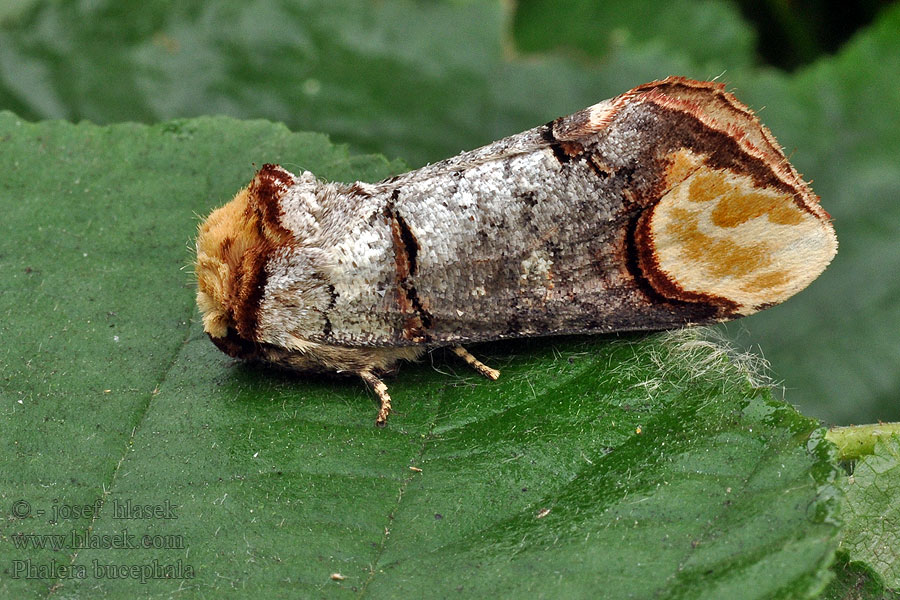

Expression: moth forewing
xmin=195 ymin=76 xmax=837 ymax=425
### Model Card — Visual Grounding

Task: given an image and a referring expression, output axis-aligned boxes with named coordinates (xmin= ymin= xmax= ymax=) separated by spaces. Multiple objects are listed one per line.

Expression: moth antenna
xmin=452 ymin=346 xmax=500 ymax=381
xmin=359 ymin=370 xmax=392 ymax=427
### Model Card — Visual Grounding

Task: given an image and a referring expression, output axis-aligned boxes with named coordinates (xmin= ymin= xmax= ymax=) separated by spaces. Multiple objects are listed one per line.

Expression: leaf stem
xmin=825 ymin=422 xmax=900 ymax=460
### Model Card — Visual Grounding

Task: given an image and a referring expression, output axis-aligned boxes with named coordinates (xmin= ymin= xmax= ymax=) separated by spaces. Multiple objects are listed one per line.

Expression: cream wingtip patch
xmin=637 ymin=150 xmax=837 ymax=314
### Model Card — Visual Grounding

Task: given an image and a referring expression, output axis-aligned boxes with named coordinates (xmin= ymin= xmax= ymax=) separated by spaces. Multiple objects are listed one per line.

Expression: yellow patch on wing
xmin=645 ymin=152 xmax=837 ymax=314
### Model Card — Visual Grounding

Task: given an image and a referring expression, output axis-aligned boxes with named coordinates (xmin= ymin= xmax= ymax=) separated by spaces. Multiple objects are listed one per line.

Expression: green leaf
xmin=0 ymin=115 xmax=841 ymax=598
xmin=837 ymin=435 xmax=900 ymax=590
xmin=2 ymin=0 xmax=898 ymax=425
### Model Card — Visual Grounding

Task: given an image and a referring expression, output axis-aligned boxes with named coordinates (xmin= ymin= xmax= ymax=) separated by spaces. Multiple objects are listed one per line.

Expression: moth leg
xmin=451 ymin=346 xmax=500 ymax=381
xmin=359 ymin=370 xmax=392 ymax=427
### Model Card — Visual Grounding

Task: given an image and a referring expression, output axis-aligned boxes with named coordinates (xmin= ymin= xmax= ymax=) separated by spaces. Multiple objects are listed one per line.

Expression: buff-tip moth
xmin=195 ymin=77 xmax=837 ymax=426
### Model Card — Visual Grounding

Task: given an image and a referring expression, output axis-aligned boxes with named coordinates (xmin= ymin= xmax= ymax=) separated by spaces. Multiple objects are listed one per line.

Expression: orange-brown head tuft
xmin=195 ymin=166 xmax=294 ymax=344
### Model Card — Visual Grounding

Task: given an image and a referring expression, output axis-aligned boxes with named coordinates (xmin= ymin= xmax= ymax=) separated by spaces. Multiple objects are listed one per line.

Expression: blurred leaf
xmin=837 ymin=435 xmax=900 ymax=589
xmin=513 ymin=0 xmax=756 ymax=70
xmin=0 ymin=114 xmax=842 ymax=598
xmin=0 ymin=0 xmax=39 ymax=23
xmin=0 ymin=0 xmax=735 ymax=167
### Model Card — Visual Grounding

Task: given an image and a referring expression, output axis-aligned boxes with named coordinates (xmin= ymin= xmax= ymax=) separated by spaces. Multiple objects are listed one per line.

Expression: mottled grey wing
xmin=380 ymin=121 xmax=697 ymax=345
xmin=364 ymin=79 xmax=834 ymax=346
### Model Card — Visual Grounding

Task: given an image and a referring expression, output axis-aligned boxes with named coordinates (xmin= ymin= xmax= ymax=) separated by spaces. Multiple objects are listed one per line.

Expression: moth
xmin=195 ymin=77 xmax=837 ymax=426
